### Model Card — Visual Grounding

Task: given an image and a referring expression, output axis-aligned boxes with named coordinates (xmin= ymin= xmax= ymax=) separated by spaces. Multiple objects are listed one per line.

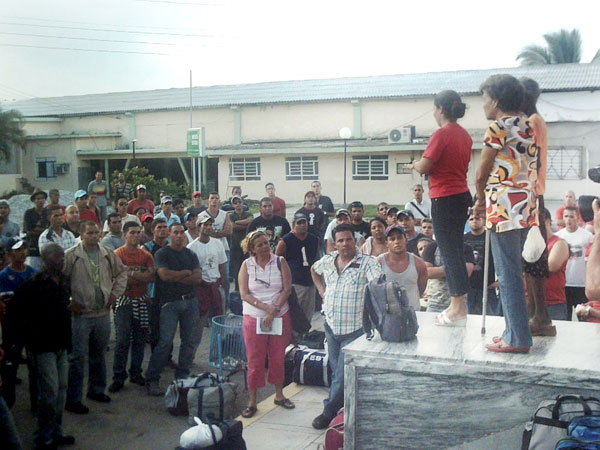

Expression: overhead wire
xmin=0 ymin=31 xmax=182 ymax=46
xmin=0 ymin=42 xmax=172 ymax=56
xmin=0 ymin=21 xmax=215 ymax=37
xmin=0 ymin=14 xmax=210 ymax=32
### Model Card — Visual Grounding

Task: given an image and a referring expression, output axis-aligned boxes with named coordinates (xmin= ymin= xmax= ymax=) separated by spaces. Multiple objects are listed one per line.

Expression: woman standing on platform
xmin=406 ymin=90 xmax=472 ymax=326
xmin=474 ymin=74 xmax=537 ymax=353
xmin=238 ymin=231 xmax=294 ymax=418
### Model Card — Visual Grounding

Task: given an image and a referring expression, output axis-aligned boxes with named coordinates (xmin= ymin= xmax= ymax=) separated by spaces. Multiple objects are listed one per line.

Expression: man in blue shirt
xmin=155 ymin=196 xmax=181 ymax=228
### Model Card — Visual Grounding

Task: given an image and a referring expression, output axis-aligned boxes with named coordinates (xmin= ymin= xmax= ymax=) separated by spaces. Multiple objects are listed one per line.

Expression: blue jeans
xmin=490 ymin=229 xmax=533 ymax=348
xmin=0 ymin=395 xmax=22 ymax=449
xmin=31 ymin=350 xmax=69 ymax=444
xmin=426 ymin=304 xmax=446 ymax=313
xmin=323 ymin=322 xmax=364 ymax=419
xmin=112 ymin=304 xmax=146 ymax=383
xmin=145 ymin=299 xmax=203 ymax=381
xmin=467 ymin=286 xmax=501 ymax=316
xmin=67 ymin=314 xmax=111 ymax=403
xmin=431 ymin=191 xmax=472 ymax=297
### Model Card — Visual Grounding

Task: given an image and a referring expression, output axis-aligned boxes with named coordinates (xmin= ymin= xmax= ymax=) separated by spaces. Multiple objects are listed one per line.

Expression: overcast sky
xmin=0 ymin=0 xmax=599 ymax=102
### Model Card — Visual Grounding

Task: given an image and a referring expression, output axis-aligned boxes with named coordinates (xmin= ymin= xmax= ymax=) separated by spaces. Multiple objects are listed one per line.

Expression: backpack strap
xmin=409 ymin=201 xmax=428 ymax=218
xmin=385 ymin=282 xmax=402 ymax=315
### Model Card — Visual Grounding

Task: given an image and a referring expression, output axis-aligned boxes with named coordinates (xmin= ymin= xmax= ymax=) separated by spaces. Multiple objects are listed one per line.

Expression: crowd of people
xmin=1 ymin=73 xmax=600 ymax=449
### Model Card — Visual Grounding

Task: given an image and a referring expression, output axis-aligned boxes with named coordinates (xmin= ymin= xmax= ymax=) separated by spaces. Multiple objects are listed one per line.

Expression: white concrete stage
xmin=343 ymin=312 xmax=600 ymax=449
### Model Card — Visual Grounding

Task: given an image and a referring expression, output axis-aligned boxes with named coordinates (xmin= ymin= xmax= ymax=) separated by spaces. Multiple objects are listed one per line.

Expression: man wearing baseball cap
xmin=324 ymin=209 xmax=365 ymax=254
xmin=74 ymin=190 xmax=100 ymax=224
xmin=138 ymin=213 xmax=154 ymax=245
xmin=275 ymin=213 xmax=320 ymax=329
xmin=24 ymin=189 xmax=50 ymax=270
xmin=378 ymin=225 xmax=428 ymax=311
xmin=127 ymin=184 xmax=155 ymax=216
xmin=397 ymin=209 xmax=424 ymax=255
xmin=187 ymin=212 xmax=227 ymax=317
xmin=155 ymin=196 xmax=181 ymax=228
xmin=186 ymin=191 xmax=207 ymax=216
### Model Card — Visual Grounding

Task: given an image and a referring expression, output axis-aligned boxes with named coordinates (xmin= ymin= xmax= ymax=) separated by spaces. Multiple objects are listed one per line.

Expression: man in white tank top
xmin=377 ymin=225 xmax=428 ymax=311
xmin=205 ymin=192 xmax=233 ymax=306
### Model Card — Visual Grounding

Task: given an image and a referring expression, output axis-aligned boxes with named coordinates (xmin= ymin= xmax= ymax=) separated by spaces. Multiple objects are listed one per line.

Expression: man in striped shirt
xmin=310 ymin=223 xmax=383 ymax=429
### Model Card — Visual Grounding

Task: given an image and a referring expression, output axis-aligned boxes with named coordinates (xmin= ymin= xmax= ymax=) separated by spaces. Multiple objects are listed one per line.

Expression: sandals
xmin=274 ymin=398 xmax=295 ymax=409
xmin=485 ymin=341 xmax=530 ymax=354
xmin=241 ymin=406 xmax=257 ymax=418
xmin=434 ymin=310 xmax=466 ymax=327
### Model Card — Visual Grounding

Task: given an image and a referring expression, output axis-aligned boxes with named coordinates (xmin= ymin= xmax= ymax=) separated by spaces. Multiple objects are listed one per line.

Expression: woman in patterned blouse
xmin=475 ymin=74 xmax=538 ymax=354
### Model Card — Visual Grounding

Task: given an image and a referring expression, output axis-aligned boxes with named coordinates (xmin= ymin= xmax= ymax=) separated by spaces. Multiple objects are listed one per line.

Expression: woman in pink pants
xmin=239 ymin=230 xmax=294 ymax=418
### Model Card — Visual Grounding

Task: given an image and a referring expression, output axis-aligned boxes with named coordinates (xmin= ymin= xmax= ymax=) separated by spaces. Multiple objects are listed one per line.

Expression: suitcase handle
xmin=192 ymin=373 xmax=219 ymax=388
xmin=552 ymin=395 xmax=594 ymax=420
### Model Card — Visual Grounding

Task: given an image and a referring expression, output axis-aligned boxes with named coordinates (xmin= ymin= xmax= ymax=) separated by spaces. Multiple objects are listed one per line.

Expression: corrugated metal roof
xmin=7 ymin=63 xmax=600 ymax=118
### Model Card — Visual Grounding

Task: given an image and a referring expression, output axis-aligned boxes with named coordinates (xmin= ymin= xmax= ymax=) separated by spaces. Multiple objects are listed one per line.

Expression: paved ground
xmin=11 ymin=309 xmax=327 ymax=449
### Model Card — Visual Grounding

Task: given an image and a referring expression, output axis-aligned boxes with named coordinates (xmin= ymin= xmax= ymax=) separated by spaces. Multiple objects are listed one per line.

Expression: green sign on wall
xmin=187 ymin=128 xmax=206 ymax=157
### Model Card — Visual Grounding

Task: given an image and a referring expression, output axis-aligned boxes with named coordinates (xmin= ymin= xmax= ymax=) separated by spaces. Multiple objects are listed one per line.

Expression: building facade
xmin=5 ymin=63 xmax=600 ymax=206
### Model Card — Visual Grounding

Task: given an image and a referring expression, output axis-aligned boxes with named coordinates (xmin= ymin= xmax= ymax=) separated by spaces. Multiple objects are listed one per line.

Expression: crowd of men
xmin=0 ymin=172 xmax=599 ymax=448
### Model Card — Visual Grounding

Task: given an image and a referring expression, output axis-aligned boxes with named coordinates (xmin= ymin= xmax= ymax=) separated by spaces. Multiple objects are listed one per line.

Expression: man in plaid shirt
xmin=38 ymin=205 xmax=77 ymax=251
xmin=310 ymin=223 xmax=383 ymax=429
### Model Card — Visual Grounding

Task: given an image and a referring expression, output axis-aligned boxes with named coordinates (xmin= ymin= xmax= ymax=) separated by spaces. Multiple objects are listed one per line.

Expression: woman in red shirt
xmin=408 ymin=90 xmax=472 ymax=326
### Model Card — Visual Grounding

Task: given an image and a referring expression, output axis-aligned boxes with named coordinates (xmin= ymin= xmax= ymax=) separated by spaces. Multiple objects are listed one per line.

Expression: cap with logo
xmin=136 ymin=184 xmax=147 ymax=191
xmin=385 ymin=225 xmax=406 ymax=237
xmin=335 ymin=209 xmax=350 ymax=218
xmin=161 ymin=196 xmax=173 ymax=205
xmin=397 ymin=209 xmax=415 ymax=219
xmin=141 ymin=213 xmax=154 ymax=223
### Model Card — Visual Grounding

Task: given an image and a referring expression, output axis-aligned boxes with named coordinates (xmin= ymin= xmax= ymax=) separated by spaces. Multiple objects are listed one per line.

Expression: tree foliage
xmin=111 ymin=166 xmax=190 ymax=205
xmin=0 ymin=107 xmax=26 ymax=161
xmin=517 ymin=28 xmax=585 ymax=65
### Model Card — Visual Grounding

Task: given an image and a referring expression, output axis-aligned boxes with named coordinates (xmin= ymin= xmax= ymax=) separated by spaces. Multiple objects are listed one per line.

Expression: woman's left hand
xmin=262 ymin=312 xmax=275 ymax=328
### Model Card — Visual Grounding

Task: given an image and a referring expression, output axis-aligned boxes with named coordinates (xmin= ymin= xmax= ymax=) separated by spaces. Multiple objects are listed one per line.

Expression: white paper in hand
xmin=256 ymin=317 xmax=283 ymax=335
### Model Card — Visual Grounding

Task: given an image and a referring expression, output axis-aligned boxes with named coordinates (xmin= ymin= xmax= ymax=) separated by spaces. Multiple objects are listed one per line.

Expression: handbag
xmin=276 ymin=257 xmax=311 ymax=334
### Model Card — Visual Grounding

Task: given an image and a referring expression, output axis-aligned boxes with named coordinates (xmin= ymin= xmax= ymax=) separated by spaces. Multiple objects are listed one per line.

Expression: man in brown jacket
xmin=63 ymin=221 xmax=127 ymax=414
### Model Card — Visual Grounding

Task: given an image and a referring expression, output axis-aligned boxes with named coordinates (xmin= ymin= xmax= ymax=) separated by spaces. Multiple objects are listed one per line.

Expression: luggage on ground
xmin=177 ymin=416 xmax=247 ymax=450
xmin=325 ymin=409 xmax=344 ymax=450
xmin=292 ymin=347 xmax=332 ymax=387
xmin=522 ymin=395 xmax=600 ymax=450
xmin=165 ymin=372 xmax=237 ymax=424
xmin=299 ymin=330 xmax=325 ymax=349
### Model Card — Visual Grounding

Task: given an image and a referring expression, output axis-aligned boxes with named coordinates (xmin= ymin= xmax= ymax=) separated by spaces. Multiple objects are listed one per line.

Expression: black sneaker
xmin=53 ymin=434 xmax=75 ymax=446
xmin=108 ymin=382 xmax=124 ymax=393
xmin=312 ymin=414 xmax=332 ymax=430
xmin=129 ymin=374 xmax=146 ymax=386
xmin=65 ymin=402 xmax=89 ymax=414
xmin=86 ymin=392 xmax=111 ymax=403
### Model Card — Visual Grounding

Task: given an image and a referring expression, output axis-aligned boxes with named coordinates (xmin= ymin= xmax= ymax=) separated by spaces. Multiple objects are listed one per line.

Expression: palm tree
xmin=517 ymin=28 xmax=582 ymax=65
xmin=0 ymin=107 xmax=26 ymax=161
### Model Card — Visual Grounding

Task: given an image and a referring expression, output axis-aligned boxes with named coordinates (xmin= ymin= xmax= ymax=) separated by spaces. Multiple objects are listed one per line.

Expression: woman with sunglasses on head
xmin=238 ymin=230 xmax=294 ymax=418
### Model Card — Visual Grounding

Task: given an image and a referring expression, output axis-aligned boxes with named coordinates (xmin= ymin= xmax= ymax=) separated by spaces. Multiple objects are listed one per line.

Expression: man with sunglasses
xmin=103 ymin=194 xmax=140 ymax=235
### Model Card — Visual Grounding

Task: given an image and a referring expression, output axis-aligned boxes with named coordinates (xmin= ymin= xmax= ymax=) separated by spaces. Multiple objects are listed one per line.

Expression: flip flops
xmin=242 ymin=406 xmax=257 ymax=418
xmin=274 ymin=398 xmax=295 ymax=409
xmin=434 ymin=310 xmax=467 ymax=327
xmin=485 ymin=342 xmax=530 ymax=354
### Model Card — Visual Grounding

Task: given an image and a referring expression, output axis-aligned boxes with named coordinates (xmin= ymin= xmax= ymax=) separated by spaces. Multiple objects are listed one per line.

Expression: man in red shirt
xmin=127 ymin=184 xmax=156 ymax=216
xmin=74 ymin=190 xmax=99 ymax=224
xmin=265 ymin=182 xmax=286 ymax=218
xmin=109 ymin=221 xmax=155 ymax=393
xmin=555 ymin=190 xmax=584 ymax=228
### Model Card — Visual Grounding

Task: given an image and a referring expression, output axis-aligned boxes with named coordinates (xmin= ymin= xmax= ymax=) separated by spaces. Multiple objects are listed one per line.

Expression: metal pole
xmin=481 ymin=228 xmax=491 ymax=334
xmin=132 ymin=140 xmax=136 ymax=165
xmin=190 ymin=70 xmax=196 ymax=191
xmin=343 ymin=139 xmax=347 ymax=205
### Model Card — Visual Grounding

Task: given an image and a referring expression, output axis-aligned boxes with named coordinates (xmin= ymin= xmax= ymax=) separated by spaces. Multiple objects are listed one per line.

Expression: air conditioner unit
xmin=388 ymin=126 xmax=415 ymax=144
xmin=55 ymin=163 xmax=70 ymax=175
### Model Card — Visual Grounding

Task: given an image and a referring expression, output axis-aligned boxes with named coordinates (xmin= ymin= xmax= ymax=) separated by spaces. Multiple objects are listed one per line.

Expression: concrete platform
xmin=343 ymin=312 xmax=600 ymax=450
